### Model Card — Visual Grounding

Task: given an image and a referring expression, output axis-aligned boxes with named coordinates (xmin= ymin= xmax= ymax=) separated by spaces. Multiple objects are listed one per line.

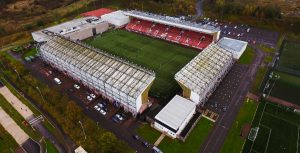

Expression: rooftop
xmin=175 ymin=43 xmax=234 ymax=96
xmin=40 ymin=31 xmax=155 ymax=99
xmin=155 ymin=95 xmax=196 ymax=130
xmin=124 ymin=10 xmax=220 ymax=34
xmin=217 ymin=37 xmax=248 ymax=55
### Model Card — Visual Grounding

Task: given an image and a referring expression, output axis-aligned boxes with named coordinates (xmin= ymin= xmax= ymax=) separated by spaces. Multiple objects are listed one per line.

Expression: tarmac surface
xmin=199 ymin=47 xmax=265 ymax=153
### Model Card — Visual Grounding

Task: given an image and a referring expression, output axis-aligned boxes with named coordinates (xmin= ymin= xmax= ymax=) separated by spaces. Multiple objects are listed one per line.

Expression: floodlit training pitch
xmin=243 ymin=101 xmax=300 ymax=153
xmin=85 ymin=30 xmax=199 ymax=102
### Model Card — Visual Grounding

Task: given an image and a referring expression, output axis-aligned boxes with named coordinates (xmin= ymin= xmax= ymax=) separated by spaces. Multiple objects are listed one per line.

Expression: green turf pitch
xmin=269 ymin=71 xmax=300 ymax=105
xmin=243 ymin=102 xmax=300 ymax=153
xmin=277 ymin=41 xmax=300 ymax=75
xmin=85 ymin=30 xmax=198 ymax=102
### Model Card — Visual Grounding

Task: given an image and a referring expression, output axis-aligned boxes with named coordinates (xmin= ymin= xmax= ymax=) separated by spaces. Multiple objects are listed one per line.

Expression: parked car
xmin=54 ymin=78 xmax=62 ymax=85
xmin=99 ymin=109 xmax=107 ymax=116
xmin=152 ymin=146 xmax=163 ymax=153
xmin=87 ymin=96 xmax=93 ymax=101
xmin=142 ymin=141 xmax=150 ymax=148
xmin=90 ymin=93 xmax=96 ymax=99
xmin=132 ymin=135 xmax=140 ymax=140
xmin=74 ymin=84 xmax=80 ymax=89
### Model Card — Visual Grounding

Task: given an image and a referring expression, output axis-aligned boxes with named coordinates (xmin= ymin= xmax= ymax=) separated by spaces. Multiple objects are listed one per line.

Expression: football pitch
xmin=243 ymin=101 xmax=300 ymax=153
xmin=277 ymin=41 xmax=300 ymax=76
xmin=85 ymin=30 xmax=199 ymax=102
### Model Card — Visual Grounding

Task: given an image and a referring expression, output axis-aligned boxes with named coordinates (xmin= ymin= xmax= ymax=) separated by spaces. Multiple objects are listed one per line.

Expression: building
xmin=175 ymin=43 xmax=235 ymax=106
xmin=217 ymin=37 xmax=248 ymax=59
xmin=154 ymin=95 xmax=196 ymax=139
xmin=32 ymin=16 xmax=109 ymax=42
xmin=101 ymin=11 xmax=130 ymax=27
xmin=38 ymin=31 xmax=155 ymax=116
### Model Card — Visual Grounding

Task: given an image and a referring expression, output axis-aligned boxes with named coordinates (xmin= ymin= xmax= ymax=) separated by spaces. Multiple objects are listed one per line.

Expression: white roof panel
xmin=155 ymin=95 xmax=196 ymax=130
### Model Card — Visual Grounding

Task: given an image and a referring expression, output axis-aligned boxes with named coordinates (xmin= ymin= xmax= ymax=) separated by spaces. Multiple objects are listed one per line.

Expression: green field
xmin=238 ymin=47 xmax=255 ymax=64
xmin=85 ymin=30 xmax=198 ymax=102
xmin=242 ymin=101 xmax=300 ymax=153
xmin=269 ymin=71 xmax=300 ymax=105
xmin=277 ymin=41 xmax=300 ymax=75
xmin=158 ymin=118 xmax=213 ymax=153
xmin=137 ymin=124 xmax=162 ymax=144
xmin=221 ymin=98 xmax=258 ymax=153
xmin=136 ymin=118 xmax=213 ymax=153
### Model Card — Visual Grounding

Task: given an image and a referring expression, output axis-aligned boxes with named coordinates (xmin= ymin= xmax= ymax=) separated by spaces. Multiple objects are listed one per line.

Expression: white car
xmin=237 ymin=34 xmax=241 ymax=37
xmin=94 ymin=105 xmax=99 ymax=110
xmin=247 ymin=28 xmax=250 ymax=32
xmin=96 ymin=107 xmax=101 ymax=111
xmin=74 ymin=84 xmax=80 ymax=89
xmin=90 ymin=93 xmax=96 ymax=99
xmin=87 ymin=96 xmax=93 ymax=101
xmin=99 ymin=109 xmax=107 ymax=116
xmin=116 ymin=114 xmax=124 ymax=121
xmin=234 ymin=26 xmax=237 ymax=29
xmin=228 ymin=32 xmax=231 ymax=35
xmin=54 ymin=78 xmax=62 ymax=85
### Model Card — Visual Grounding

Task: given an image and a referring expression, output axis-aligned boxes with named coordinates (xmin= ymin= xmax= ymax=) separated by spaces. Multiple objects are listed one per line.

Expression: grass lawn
xmin=158 ymin=118 xmax=213 ymax=153
xmin=238 ymin=47 xmax=255 ymax=64
xmin=221 ymin=98 xmax=258 ymax=153
xmin=23 ymin=48 xmax=37 ymax=58
xmin=277 ymin=41 xmax=300 ymax=74
xmin=250 ymin=67 xmax=268 ymax=94
xmin=85 ymin=30 xmax=198 ymax=102
xmin=270 ymin=71 xmax=300 ymax=105
xmin=264 ymin=55 xmax=273 ymax=63
xmin=137 ymin=124 xmax=162 ymax=144
xmin=45 ymin=139 xmax=59 ymax=153
xmin=0 ymin=94 xmax=41 ymax=140
xmin=0 ymin=124 xmax=19 ymax=153
xmin=243 ymin=101 xmax=300 ymax=153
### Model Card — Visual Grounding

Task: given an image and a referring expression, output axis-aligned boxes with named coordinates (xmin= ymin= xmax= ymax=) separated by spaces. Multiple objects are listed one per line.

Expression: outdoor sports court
xmin=243 ymin=101 xmax=300 ymax=153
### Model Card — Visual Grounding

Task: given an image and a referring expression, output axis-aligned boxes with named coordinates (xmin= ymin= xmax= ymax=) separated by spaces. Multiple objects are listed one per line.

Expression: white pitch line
xmin=261 ymin=124 xmax=272 ymax=153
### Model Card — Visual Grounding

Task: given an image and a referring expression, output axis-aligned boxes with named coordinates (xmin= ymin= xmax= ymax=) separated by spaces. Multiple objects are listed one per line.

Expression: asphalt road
xmin=199 ymin=46 xmax=265 ymax=153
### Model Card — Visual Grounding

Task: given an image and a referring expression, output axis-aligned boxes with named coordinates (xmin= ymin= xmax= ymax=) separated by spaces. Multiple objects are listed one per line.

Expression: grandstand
xmin=175 ymin=43 xmax=235 ymax=106
xmin=38 ymin=31 xmax=155 ymax=116
xmin=124 ymin=10 xmax=221 ymax=50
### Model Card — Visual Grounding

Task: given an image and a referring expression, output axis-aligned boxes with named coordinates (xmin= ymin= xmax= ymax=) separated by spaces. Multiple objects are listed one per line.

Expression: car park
xmin=112 ymin=113 xmax=126 ymax=123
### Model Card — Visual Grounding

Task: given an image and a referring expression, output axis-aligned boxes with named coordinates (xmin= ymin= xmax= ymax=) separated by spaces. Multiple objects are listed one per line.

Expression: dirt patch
xmin=241 ymin=123 xmax=251 ymax=139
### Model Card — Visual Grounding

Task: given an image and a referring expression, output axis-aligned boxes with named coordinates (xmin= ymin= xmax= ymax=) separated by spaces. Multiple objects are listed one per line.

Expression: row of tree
xmin=0 ymin=52 xmax=131 ymax=153
xmin=207 ymin=0 xmax=281 ymax=19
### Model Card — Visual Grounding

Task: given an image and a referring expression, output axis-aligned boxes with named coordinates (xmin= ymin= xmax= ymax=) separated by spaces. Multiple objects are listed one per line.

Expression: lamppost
xmin=36 ymin=86 xmax=46 ymax=104
xmin=14 ymin=69 xmax=20 ymax=79
xmin=78 ymin=121 xmax=86 ymax=140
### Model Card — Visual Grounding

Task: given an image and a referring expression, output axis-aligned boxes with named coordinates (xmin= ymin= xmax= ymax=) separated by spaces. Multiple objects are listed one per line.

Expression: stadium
xmin=33 ymin=8 xmax=247 ymax=118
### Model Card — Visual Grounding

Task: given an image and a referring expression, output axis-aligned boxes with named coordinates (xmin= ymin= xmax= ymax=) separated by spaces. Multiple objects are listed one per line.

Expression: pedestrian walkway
xmin=0 ymin=107 xmax=29 ymax=145
xmin=154 ymin=133 xmax=165 ymax=146
xmin=0 ymin=86 xmax=34 ymax=120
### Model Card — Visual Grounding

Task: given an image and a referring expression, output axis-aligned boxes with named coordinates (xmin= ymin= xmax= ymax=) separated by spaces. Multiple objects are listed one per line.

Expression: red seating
xmin=125 ymin=18 xmax=213 ymax=50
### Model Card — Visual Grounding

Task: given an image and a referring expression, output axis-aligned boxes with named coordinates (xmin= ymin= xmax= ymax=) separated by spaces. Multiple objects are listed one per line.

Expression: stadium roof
xmin=217 ymin=37 xmax=248 ymax=59
xmin=155 ymin=95 xmax=196 ymax=130
xmin=175 ymin=43 xmax=233 ymax=97
xmin=40 ymin=31 xmax=155 ymax=99
xmin=81 ymin=8 xmax=115 ymax=17
xmin=124 ymin=10 xmax=220 ymax=34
